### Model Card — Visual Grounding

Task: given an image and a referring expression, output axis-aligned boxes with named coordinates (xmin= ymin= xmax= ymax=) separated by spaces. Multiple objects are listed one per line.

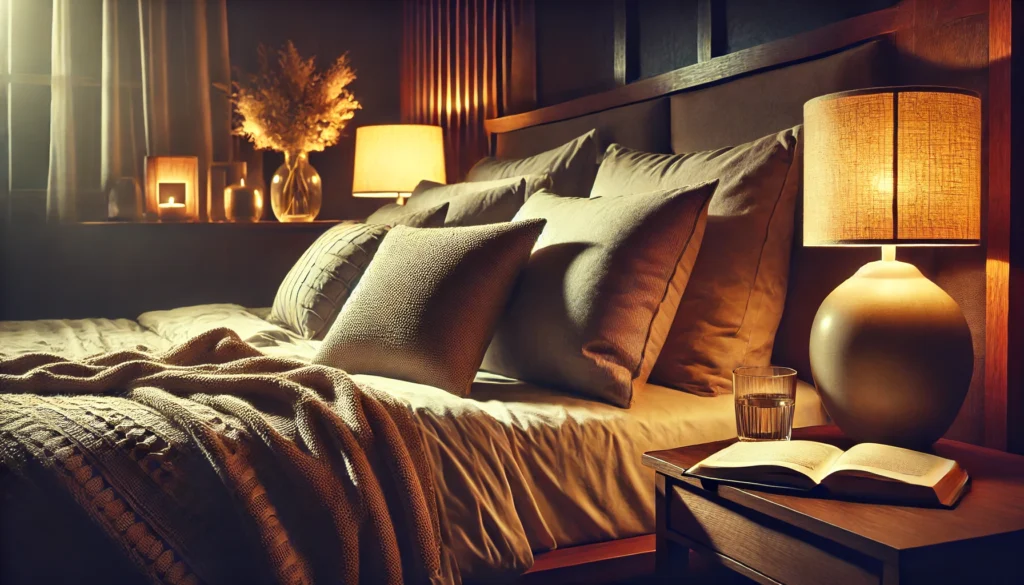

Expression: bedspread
xmin=0 ymin=328 xmax=458 ymax=585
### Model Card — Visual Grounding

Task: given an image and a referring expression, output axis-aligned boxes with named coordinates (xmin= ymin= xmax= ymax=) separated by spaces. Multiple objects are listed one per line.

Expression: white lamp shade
xmin=803 ymin=86 xmax=981 ymax=246
xmin=352 ymin=124 xmax=446 ymax=197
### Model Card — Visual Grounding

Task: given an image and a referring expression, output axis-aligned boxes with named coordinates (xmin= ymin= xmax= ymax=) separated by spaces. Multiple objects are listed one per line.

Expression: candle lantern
xmin=208 ymin=162 xmax=248 ymax=222
xmin=146 ymin=156 xmax=199 ymax=222
xmin=224 ymin=178 xmax=264 ymax=222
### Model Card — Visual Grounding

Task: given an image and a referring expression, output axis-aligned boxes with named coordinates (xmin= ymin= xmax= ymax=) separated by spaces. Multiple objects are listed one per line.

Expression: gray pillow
xmin=466 ymin=130 xmax=598 ymax=198
xmin=591 ymin=128 xmax=802 ymax=396
xmin=365 ymin=201 xmax=449 ymax=227
xmin=482 ymin=184 xmax=717 ymax=407
xmin=314 ymin=219 xmax=547 ymax=396
xmin=269 ymin=222 xmax=389 ymax=339
xmin=371 ymin=177 xmax=532 ymax=227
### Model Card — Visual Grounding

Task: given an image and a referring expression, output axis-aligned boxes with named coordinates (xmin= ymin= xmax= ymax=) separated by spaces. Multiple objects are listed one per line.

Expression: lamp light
xmin=803 ymin=86 xmax=981 ymax=447
xmin=352 ymin=124 xmax=446 ymax=205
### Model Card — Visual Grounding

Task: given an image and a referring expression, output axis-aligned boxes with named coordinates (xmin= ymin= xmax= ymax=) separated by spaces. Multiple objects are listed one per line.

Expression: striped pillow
xmin=270 ymin=222 xmax=390 ymax=339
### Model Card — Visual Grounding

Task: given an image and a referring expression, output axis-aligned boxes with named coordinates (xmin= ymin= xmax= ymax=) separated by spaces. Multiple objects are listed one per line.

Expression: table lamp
xmin=352 ymin=124 xmax=446 ymax=204
xmin=803 ymin=86 xmax=981 ymax=447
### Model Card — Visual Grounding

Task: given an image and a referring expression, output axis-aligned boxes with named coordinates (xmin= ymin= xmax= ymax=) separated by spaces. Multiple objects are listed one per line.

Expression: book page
xmin=828 ymin=443 xmax=954 ymax=487
xmin=689 ymin=441 xmax=845 ymax=484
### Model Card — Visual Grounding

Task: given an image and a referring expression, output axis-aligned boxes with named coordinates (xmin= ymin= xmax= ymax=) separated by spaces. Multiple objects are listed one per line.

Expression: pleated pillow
xmin=269 ymin=222 xmax=390 ymax=339
xmin=482 ymin=183 xmax=716 ymax=407
xmin=466 ymin=130 xmax=598 ymax=198
xmin=315 ymin=219 xmax=546 ymax=396
xmin=591 ymin=127 xmax=802 ymax=396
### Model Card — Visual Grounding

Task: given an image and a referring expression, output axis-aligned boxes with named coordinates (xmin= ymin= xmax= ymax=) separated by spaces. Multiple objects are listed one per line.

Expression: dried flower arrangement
xmin=228 ymin=41 xmax=361 ymax=154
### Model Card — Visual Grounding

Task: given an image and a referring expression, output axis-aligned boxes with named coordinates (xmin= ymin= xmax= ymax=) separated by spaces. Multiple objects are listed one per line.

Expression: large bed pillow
xmin=370 ymin=176 xmax=544 ymax=227
xmin=481 ymin=184 xmax=716 ymax=407
xmin=269 ymin=222 xmax=390 ymax=339
xmin=314 ymin=220 xmax=546 ymax=397
xmin=591 ymin=127 xmax=802 ymax=396
xmin=466 ymin=130 xmax=598 ymax=198
xmin=365 ymin=200 xmax=449 ymax=227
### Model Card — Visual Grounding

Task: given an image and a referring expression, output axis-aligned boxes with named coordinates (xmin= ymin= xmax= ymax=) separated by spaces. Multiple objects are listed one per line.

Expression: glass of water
xmin=733 ymin=366 xmax=798 ymax=441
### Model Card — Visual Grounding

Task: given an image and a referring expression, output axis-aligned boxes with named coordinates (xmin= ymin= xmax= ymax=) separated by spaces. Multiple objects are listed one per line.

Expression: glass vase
xmin=271 ymin=151 xmax=322 ymax=222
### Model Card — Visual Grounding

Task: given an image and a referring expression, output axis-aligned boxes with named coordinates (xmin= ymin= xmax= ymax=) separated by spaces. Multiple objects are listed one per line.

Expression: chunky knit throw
xmin=0 ymin=328 xmax=457 ymax=585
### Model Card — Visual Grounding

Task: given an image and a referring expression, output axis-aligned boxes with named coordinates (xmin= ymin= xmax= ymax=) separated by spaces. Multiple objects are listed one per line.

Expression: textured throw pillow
xmin=590 ymin=127 xmax=802 ymax=396
xmin=269 ymin=222 xmax=390 ymax=339
xmin=466 ymin=130 xmax=598 ymax=198
xmin=482 ymin=184 xmax=716 ymax=407
xmin=365 ymin=201 xmax=449 ymax=227
xmin=314 ymin=220 xmax=546 ymax=396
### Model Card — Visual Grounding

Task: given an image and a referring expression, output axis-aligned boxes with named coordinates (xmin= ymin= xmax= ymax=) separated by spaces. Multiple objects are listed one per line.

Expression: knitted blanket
xmin=0 ymin=328 xmax=457 ymax=585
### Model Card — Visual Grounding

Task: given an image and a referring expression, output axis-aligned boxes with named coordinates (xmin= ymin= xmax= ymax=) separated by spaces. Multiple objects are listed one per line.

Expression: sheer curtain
xmin=45 ymin=0 xmax=231 ymax=222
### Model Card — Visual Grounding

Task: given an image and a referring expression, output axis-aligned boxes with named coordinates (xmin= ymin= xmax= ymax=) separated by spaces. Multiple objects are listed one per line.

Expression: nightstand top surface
xmin=643 ymin=425 xmax=1024 ymax=555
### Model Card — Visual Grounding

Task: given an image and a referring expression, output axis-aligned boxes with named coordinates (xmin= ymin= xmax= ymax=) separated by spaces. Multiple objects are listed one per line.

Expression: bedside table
xmin=642 ymin=426 xmax=1024 ymax=585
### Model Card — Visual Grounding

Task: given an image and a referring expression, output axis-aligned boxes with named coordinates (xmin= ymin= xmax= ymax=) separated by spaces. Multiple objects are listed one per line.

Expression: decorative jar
xmin=271 ymin=151 xmax=321 ymax=222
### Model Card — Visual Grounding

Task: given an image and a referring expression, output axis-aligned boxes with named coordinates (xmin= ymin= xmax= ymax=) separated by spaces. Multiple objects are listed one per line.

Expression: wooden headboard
xmin=483 ymin=0 xmax=1017 ymax=450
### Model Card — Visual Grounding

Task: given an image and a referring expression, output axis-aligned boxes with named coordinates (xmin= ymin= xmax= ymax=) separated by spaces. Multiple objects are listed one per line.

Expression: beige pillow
xmin=466 ymin=130 xmax=598 ymax=198
xmin=482 ymin=184 xmax=716 ymax=407
xmin=374 ymin=177 xmax=538 ymax=227
xmin=365 ymin=201 xmax=449 ymax=227
xmin=269 ymin=222 xmax=389 ymax=339
xmin=314 ymin=220 xmax=546 ymax=396
xmin=591 ymin=127 xmax=802 ymax=395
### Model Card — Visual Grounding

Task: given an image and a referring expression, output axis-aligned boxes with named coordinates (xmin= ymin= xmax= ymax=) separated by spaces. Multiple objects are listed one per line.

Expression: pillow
xmin=466 ymin=130 xmax=598 ymax=198
xmin=481 ymin=184 xmax=716 ymax=407
xmin=269 ymin=222 xmax=389 ymax=339
xmin=314 ymin=219 xmax=546 ymax=396
xmin=590 ymin=127 xmax=802 ymax=396
xmin=365 ymin=201 xmax=449 ymax=227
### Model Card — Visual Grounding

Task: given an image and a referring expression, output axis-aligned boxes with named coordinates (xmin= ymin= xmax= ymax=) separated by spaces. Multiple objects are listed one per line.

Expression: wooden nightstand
xmin=643 ymin=426 xmax=1024 ymax=585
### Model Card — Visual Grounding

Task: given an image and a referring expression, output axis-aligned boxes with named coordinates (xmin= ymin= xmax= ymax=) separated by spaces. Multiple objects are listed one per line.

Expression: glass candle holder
xmin=733 ymin=366 xmax=798 ymax=441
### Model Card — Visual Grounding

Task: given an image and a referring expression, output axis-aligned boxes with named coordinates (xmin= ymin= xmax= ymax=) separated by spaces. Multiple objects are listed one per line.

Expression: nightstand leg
xmin=655 ymin=474 xmax=690 ymax=583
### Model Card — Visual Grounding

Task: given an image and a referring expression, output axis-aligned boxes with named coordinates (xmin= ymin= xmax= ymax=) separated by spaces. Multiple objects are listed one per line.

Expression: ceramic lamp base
xmin=809 ymin=257 xmax=973 ymax=447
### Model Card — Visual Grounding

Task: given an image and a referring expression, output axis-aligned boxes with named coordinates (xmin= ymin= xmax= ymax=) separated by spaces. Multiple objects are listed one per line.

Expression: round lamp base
xmin=809 ymin=259 xmax=973 ymax=448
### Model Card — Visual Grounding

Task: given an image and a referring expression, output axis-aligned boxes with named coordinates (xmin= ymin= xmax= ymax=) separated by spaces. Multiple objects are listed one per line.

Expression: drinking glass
xmin=733 ymin=366 xmax=798 ymax=441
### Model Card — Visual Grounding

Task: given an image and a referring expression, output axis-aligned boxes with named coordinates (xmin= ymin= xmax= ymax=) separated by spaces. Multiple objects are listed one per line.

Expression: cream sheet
xmin=0 ymin=304 xmax=829 ymax=581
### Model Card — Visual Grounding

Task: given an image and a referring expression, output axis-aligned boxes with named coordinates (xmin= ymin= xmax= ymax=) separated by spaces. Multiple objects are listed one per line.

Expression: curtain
xmin=401 ymin=0 xmax=530 ymax=181
xmin=46 ymin=0 xmax=231 ymax=222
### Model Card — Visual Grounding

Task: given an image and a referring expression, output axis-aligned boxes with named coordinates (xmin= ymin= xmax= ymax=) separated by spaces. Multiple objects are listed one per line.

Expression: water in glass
xmin=733 ymin=366 xmax=797 ymax=441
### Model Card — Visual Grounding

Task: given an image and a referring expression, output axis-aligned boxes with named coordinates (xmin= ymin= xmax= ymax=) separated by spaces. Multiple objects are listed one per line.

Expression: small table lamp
xmin=352 ymin=124 xmax=446 ymax=204
xmin=803 ymin=86 xmax=981 ymax=447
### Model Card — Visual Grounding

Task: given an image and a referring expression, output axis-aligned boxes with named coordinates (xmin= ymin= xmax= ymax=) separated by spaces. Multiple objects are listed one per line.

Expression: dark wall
xmin=0 ymin=1 xmax=403 ymax=320
xmin=227 ymin=0 xmax=402 ymax=220
xmin=535 ymin=0 xmax=899 ymax=106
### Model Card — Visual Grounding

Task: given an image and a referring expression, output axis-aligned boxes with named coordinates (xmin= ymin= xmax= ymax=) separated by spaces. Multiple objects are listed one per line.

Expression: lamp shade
xmin=803 ymin=86 xmax=981 ymax=246
xmin=352 ymin=124 xmax=446 ymax=197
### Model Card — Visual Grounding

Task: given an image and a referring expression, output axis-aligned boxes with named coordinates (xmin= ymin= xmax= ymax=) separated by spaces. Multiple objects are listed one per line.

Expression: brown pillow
xmin=482 ymin=184 xmax=716 ymax=407
xmin=365 ymin=201 xmax=449 ymax=227
xmin=466 ymin=130 xmax=598 ymax=198
xmin=314 ymin=219 xmax=546 ymax=396
xmin=269 ymin=222 xmax=389 ymax=339
xmin=590 ymin=127 xmax=802 ymax=395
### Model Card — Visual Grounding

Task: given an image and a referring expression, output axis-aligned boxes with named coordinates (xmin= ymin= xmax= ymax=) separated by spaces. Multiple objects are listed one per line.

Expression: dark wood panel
xmin=637 ymin=0 xmax=698 ymax=78
xmin=669 ymin=483 xmax=881 ymax=585
xmin=723 ymin=0 xmax=899 ymax=54
xmin=535 ymin=0 xmax=617 ymax=106
xmin=520 ymin=534 xmax=655 ymax=585
xmin=486 ymin=4 xmax=904 ymax=133
xmin=612 ymin=0 xmax=639 ymax=85
xmin=0 ymin=222 xmax=337 ymax=320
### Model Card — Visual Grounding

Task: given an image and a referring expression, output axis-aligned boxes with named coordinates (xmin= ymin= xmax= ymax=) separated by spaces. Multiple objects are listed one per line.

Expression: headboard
xmin=487 ymin=38 xmax=894 ymax=385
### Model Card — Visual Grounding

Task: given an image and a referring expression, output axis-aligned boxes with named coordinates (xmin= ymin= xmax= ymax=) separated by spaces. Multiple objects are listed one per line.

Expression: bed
xmin=0 ymin=23 xmax=904 ymax=585
xmin=0 ymin=303 xmax=826 ymax=583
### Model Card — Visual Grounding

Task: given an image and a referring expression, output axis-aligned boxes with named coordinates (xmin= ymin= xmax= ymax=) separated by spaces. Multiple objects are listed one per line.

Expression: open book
xmin=687 ymin=440 xmax=969 ymax=508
